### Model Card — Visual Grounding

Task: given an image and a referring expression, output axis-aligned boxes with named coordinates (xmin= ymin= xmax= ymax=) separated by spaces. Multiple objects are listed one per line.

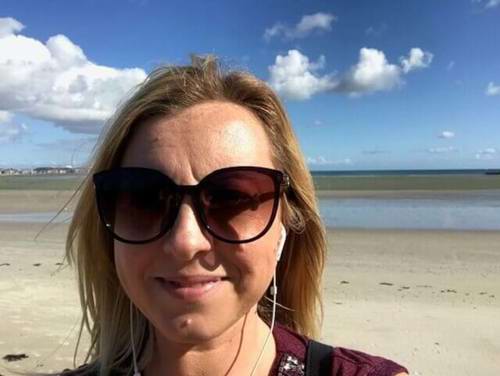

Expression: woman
xmin=65 ymin=56 xmax=409 ymax=376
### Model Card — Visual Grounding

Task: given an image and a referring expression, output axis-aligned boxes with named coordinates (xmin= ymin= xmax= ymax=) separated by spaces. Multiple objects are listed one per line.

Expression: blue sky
xmin=0 ymin=0 xmax=499 ymax=170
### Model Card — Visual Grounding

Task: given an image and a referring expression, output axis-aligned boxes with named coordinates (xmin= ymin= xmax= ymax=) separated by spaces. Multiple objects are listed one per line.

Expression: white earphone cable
xmin=130 ymin=301 xmax=141 ymax=376
xmin=248 ymin=226 xmax=285 ymax=376
xmin=248 ymin=268 xmax=278 ymax=376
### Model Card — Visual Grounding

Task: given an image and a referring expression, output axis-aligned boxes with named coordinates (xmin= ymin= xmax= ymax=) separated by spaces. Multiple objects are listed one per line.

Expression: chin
xmin=153 ymin=313 xmax=240 ymax=346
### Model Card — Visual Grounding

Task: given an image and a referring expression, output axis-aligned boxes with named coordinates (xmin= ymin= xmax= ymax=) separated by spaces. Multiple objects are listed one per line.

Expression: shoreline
xmin=326 ymin=226 xmax=500 ymax=234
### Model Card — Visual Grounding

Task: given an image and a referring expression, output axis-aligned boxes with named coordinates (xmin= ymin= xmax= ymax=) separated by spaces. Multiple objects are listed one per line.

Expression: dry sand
xmin=323 ymin=228 xmax=500 ymax=376
xmin=0 ymin=190 xmax=499 ymax=375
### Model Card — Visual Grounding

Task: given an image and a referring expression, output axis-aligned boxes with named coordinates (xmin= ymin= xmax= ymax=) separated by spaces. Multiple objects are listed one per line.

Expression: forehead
xmin=121 ymin=101 xmax=275 ymax=183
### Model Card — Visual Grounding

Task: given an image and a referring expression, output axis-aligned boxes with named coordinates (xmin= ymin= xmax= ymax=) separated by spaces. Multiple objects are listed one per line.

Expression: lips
xmin=154 ymin=275 xmax=228 ymax=301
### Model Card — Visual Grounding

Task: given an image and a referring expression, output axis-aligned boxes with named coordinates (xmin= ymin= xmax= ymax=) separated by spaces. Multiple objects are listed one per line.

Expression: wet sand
xmin=0 ymin=190 xmax=499 ymax=375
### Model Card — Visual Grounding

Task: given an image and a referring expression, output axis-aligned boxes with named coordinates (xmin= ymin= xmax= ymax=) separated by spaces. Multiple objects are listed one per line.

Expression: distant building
xmin=33 ymin=167 xmax=75 ymax=175
xmin=0 ymin=168 xmax=20 ymax=175
xmin=0 ymin=166 xmax=87 ymax=176
xmin=74 ymin=167 xmax=89 ymax=175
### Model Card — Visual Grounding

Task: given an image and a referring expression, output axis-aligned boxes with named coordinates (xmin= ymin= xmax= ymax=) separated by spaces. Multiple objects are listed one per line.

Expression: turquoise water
xmin=318 ymin=190 xmax=500 ymax=230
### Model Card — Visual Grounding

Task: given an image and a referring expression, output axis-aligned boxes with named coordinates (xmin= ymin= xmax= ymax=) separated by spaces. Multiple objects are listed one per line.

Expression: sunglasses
xmin=93 ymin=166 xmax=290 ymax=244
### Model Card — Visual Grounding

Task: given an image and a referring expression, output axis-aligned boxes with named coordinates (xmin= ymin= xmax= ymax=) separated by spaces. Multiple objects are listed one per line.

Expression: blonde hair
xmin=66 ymin=55 xmax=326 ymax=375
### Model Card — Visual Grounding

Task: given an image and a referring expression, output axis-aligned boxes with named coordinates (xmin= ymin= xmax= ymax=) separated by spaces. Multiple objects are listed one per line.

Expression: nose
xmin=161 ymin=195 xmax=212 ymax=261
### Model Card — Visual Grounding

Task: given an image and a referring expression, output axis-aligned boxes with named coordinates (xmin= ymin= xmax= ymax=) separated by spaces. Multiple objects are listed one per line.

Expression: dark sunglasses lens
xmin=95 ymin=169 xmax=177 ymax=242
xmin=200 ymin=170 xmax=278 ymax=242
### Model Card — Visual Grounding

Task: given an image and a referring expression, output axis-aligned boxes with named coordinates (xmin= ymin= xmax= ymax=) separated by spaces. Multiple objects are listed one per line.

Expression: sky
xmin=0 ymin=0 xmax=499 ymax=171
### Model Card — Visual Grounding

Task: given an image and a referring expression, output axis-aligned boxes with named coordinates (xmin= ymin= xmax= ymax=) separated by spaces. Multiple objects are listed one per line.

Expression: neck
xmin=144 ymin=313 xmax=276 ymax=376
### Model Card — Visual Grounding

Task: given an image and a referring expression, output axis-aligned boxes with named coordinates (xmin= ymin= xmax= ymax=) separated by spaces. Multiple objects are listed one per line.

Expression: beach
xmin=1 ymin=189 xmax=499 ymax=375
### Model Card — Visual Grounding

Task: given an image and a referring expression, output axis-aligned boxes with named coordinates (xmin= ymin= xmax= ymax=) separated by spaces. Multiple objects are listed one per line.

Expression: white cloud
xmin=475 ymin=148 xmax=497 ymax=160
xmin=296 ymin=13 xmax=336 ymax=35
xmin=307 ymin=156 xmax=352 ymax=166
xmin=486 ymin=82 xmax=500 ymax=96
xmin=269 ymin=47 xmax=433 ymax=100
xmin=447 ymin=61 xmax=455 ymax=71
xmin=0 ymin=17 xmax=24 ymax=38
xmin=0 ymin=110 xmax=13 ymax=123
xmin=264 ymin=12 xmax=336 ymax=41
xmin=0 ymin=111 xmax=28 ymax=143
xmin=428 ymin=146 xmax=458 ymax=153
xmin=439 ymin=131 xmax=455 ymax=139
xmin=0 ymin=17 xmax=147 ymax=134
xmin=307 ymin=156 xmax=327 ymax=165
xmin=400 ymin=48 xmax=434 ymax=73
xmin=486 ymin=0 xmax=500 ymax=7
xmin=336 ymin=48 xmax=403 ymax=95
xmin=268 ymin=50 xmax=336 ymax=100
xmin=264 ymin=24 xmax=286 ymax=41
xmin=473 ymin=0 xmax=500 ymax=9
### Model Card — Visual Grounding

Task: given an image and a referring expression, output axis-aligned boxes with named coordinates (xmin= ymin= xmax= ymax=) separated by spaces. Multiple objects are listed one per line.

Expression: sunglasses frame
xmin=93 ymin=166 xmax=290 ymax=245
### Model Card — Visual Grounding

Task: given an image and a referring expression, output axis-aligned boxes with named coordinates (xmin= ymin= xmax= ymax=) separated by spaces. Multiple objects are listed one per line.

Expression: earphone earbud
xmin=276 ymin=225 xmax=287 ymax=262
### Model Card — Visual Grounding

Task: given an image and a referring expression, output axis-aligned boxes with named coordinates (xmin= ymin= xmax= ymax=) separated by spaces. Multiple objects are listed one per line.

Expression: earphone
xmin=275 ymin=225 xmax=287 ymax=262
xmin=130 ymin=224 xmax=287 ymax=376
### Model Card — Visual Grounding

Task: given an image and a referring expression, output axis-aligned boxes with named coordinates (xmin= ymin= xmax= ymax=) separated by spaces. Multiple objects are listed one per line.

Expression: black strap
xmin=305 ymin=340 xmax=334 ymax=376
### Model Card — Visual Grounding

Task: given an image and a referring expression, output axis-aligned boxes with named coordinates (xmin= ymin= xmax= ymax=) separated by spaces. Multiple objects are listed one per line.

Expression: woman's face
xmin=115 ymin=101 xmax=283 ymax=345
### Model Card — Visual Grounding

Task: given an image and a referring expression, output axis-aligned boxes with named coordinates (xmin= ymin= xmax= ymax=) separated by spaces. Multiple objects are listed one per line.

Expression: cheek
xmin=231 ymin=238 xmax=277 ymax=296
xmin=114 ymin=242 xmax=152 ymax=296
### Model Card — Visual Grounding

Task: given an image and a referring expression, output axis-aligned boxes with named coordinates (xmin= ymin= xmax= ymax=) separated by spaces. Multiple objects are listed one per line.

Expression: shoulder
xmin=272 ymin=323 xmax=408 ymax=376
xmin=332 ymin=347 xmax=409 ymax=376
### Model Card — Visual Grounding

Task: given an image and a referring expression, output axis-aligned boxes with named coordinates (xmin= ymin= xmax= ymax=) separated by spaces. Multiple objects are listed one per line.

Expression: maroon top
xmin=271 ymin=324 xmax=409 ymax=376
xmin=62 ymin=324 xmax=408 ymax=376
